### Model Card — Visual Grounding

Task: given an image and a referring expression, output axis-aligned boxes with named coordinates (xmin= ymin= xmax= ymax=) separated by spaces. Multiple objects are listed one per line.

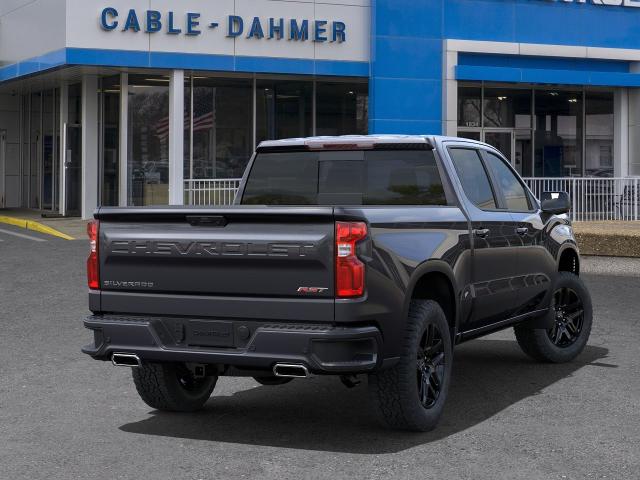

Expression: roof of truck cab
xmin=256 ymin=135 xmax=492 ymax=149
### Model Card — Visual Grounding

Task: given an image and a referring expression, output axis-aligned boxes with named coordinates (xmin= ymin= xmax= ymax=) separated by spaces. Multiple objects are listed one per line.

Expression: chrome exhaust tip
xmin=273 ymin=363 xmax=309 ymax=378
xmin=111 ymin=353 xmax=142 ymax=367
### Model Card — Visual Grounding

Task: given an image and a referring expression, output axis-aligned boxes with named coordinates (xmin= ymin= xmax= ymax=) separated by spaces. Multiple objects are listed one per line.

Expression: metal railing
xmin=184 ymin=176 xmax=640 ymax=222
xmin=184 ymin=178 xmax=242 ymax=206
xmin=523 ymin=177 xmax=640 ymax=222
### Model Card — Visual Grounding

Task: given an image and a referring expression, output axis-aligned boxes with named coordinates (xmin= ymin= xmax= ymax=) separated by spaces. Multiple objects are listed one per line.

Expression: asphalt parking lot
xmin=1 ymin=224 xmax=639 ymax=480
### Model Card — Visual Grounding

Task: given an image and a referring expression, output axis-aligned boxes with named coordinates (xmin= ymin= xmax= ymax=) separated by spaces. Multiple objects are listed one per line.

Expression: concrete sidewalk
xmin=0 ymin=208 xmax=87 ymax=240
xmin=573 ymin=221 xmax=640 ymax=258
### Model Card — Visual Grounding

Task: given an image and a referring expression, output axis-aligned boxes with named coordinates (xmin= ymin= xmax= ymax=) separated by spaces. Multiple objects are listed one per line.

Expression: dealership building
xmin=1 ymin=0 xmax=640 ymax=219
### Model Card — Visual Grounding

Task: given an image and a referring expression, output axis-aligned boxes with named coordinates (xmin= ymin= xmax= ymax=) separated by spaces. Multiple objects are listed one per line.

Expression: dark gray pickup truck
xmin=82 ymin=135 xmax=592 ymax=431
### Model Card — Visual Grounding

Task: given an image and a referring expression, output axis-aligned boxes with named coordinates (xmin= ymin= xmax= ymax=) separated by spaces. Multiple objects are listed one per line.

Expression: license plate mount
xmin=186 ymin=320 xmax=235 ymax=347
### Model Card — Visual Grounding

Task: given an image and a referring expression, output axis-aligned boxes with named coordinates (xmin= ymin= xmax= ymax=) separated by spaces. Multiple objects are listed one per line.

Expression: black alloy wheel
xmin=417 ymin=323 xmax=446 ymax=409
xmin=548 ymin=287 xmax=585 ymax=348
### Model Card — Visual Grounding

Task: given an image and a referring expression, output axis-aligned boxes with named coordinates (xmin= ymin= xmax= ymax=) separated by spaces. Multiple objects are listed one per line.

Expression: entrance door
xmin=483 ymin=130 xmax=514 ymax=162
xmin=64 ymin=124 xmax=82 ymax=216
xmin=0 ymin=130 xmax=5 ymax=208
xmin=483 ymin=130 xmax=532 ymax=177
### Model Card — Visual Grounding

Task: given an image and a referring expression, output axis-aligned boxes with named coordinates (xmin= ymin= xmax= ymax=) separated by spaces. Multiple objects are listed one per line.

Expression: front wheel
xmin=132 ymin=362 xmax=217 ymax=412
xmin=368 ymin=300 xmax=453 ymax=432
xmin=515 ymin=271 xmax=593 ymax=363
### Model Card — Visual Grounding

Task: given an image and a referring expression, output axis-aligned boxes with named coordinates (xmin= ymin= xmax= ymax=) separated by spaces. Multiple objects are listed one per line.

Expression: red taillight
xmin=335 ymin=221 xmax=367 ymax=298
xmin=87 ymin=220 xmax=99 ymax=290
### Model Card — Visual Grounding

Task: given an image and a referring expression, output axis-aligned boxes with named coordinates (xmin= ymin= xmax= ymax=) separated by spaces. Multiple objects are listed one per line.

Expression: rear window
xmin=241 ymin=150 xmax=448 ymax=206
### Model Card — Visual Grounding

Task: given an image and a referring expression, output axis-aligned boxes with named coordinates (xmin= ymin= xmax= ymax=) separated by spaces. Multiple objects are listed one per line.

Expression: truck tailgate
xmin=96 ymin=207 xmax=335 ymax=304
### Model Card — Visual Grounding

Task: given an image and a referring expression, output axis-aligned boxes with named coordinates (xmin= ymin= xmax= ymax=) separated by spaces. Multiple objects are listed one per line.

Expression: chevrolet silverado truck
xmin=82 ymin=135 xmax=592 ymax=431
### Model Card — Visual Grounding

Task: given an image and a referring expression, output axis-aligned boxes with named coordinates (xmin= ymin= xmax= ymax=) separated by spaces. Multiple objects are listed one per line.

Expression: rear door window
xmin=448 ymin=148 xmax=497 ymax=210
xmin=242 ymin=150 xmax=448 ymax=206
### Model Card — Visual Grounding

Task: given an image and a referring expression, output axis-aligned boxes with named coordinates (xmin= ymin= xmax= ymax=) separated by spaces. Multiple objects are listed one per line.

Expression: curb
xmin=0 ymin=215 xmax=76 ymax=240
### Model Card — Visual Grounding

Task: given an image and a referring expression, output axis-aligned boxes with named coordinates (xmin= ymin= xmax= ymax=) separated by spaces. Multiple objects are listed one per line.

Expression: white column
xmin=168 ymin=69 xmax=184 ymax=205
xmin=81 ymin=75 xmax=99 ymax=219
xmin=442 ymin=41 xmax=458 ymax=137
xmin=58 ymin=82 xmax=68 ymax=216
xmin=614 ymin=88 xmax=628 ymax=178
xmin=119 ymin=72 xmax=128 ymax=206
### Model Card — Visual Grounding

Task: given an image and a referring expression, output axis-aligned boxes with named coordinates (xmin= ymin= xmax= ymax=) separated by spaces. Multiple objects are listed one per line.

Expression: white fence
xmin=184 ymin=176 xmax=640 ymax=222
xmin=523 ymin=177 xmax=639 ymax=222
xmin=184 ymin=178 xmax=241 ymax=206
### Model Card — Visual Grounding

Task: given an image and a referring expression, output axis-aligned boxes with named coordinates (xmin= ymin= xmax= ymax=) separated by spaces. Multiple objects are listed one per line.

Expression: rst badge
xmin=297 ymin=287 xmax=329 ymax=294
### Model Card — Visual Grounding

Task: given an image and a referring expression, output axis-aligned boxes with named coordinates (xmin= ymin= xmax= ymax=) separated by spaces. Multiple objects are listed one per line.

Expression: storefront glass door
xmin=484 ymin=130 xmax=513 ymax=162
xmin=64 ymin=124 xmax=82 ymax=216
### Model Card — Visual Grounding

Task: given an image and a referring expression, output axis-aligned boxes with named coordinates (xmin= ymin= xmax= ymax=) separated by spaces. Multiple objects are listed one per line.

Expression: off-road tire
xmin=253 ymin=376 xmax=293 ymax=386
xmin=368 ymin=300 xmax=453 ymax=432
xmin=515 ymin=272 xmax=593 ymax=363
xmin=132 ymin=362 xmax=217 ymax=412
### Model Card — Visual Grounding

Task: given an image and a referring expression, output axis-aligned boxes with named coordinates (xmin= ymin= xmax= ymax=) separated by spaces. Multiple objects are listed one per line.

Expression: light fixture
xmin=550 ymin=92 xmax=559 ymax=96
xmin=347 ymin=91 xmax=355 ymax=95
xmin=568 ymin=98 xmax=578 ymax=103
xmin=498 ymin=96 xmax=507 ymax=101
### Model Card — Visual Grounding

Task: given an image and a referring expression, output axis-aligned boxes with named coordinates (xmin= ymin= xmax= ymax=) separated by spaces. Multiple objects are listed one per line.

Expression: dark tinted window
xmin=241 ymin=152 xmax=319 ymax=205
xmin=484 ymin=152 xmax=531 ymax=211
xmin=242 ymin=150 xmax=447 ymax=206
xmin=449 ymin=148 xmax=497 ymax=209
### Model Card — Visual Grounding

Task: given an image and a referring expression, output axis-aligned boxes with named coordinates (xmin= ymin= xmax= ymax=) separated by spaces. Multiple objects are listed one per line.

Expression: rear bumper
xmin=82 ymin=315 xmax=382 ymax=374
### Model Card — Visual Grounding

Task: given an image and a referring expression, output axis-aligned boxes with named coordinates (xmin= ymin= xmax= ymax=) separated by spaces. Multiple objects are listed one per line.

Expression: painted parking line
xmin=0 ymin=228 xmax=47 ymax=242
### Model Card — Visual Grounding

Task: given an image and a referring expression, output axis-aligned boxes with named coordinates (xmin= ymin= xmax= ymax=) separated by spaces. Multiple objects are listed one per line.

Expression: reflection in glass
xmin=101 ymin=76 xmax=120 ymax=206
xmin=585 ymin=92 xmax=614 ymax=177
xmin=42 ymin=90 xmax=55 ymax=211
xmin=316 ymin=82 xmax=368 ymax=136
xmin=458 ymin=85 xmax=481 ymax=128
xmin=483 ymin=88 xmax=531 ymax=129
xmin=256 ymin=80 xmax=312 ymax=143
xmin=128 ymin=75 xmax=169 ymax=206
xmin=30 ymin=92 xmax=40 ymax=208
xmin=184 ymin=77 xmax=253 ymax=180
xmin=534 ymin=90 xmax=583 ymax=177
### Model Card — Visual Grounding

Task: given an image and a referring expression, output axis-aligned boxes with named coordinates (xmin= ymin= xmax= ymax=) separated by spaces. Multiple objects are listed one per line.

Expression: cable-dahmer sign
xmin=99 ymin=7 xmax=347 ymax=43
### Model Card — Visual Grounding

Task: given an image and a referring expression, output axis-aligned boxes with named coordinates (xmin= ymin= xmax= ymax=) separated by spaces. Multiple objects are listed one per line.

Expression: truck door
xmin=480 ymin=149 xmax=557 ymax=316
xmin=446 ymin=144 xmax=524 ymax=331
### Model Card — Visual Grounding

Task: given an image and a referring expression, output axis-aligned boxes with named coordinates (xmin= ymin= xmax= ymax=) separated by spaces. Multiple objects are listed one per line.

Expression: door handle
xmin=516 ymin=227 xmax=529 ymax=236
xmin=473 ymin=228 xmax=491 ymax=238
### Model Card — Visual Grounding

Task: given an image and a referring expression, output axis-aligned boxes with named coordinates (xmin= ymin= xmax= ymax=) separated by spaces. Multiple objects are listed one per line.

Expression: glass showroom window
xmin=458 ymin=84 xmax=481 ymax=129
xmin=534 ymin=90 xmax=583 ymax=177
xmin=316 ymin=81 xmax=368 ymax=136
xmin=100 ymin=76 xmax=120 ymax=206
xmin=256 ymin=80 xmax=313 ymax=144
xmin=127 ymin=75 xmax=169 ymax=206
xmin=184 ymin=77 xmax=253 ymax=180
xmin=483 ymin=87 xmax=532 ymax=129
xmin=585 ymin=91 xmax=614 ymax=177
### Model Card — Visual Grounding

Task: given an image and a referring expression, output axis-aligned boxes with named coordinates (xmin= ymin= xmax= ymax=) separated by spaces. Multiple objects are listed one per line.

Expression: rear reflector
xmin=87 ymin=220 xmax=99 ymax=290
xmin=335 ymin=221 xmax=367 ymax=298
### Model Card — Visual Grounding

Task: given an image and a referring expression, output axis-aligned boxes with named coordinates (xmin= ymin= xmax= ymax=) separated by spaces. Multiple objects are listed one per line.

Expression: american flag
xmin=155 ymin=111 xmax=215 ymax=140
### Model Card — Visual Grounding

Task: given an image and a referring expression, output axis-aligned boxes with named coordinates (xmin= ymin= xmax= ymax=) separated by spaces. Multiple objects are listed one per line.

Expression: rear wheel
xmin=515 ymin=272 xmax=592 ymax=363
xmin=132 ymin=362 xmax=217 ymax=412
xmin=368 ymin=300 xmax=453 ymax=432
xmin=253 ymin=376 xmax=293 ymax=386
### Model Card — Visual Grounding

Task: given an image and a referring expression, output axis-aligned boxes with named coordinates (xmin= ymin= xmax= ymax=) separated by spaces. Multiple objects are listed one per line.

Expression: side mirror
xmin=540 ymin=191 xmax=571 ymax=215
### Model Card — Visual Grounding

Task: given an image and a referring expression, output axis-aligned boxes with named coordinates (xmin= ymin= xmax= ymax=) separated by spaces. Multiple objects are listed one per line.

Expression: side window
xmin=448 ymin=148 xmax=497 ymax=210
xmin=483 ymin=152 xmax=531 ymax=211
